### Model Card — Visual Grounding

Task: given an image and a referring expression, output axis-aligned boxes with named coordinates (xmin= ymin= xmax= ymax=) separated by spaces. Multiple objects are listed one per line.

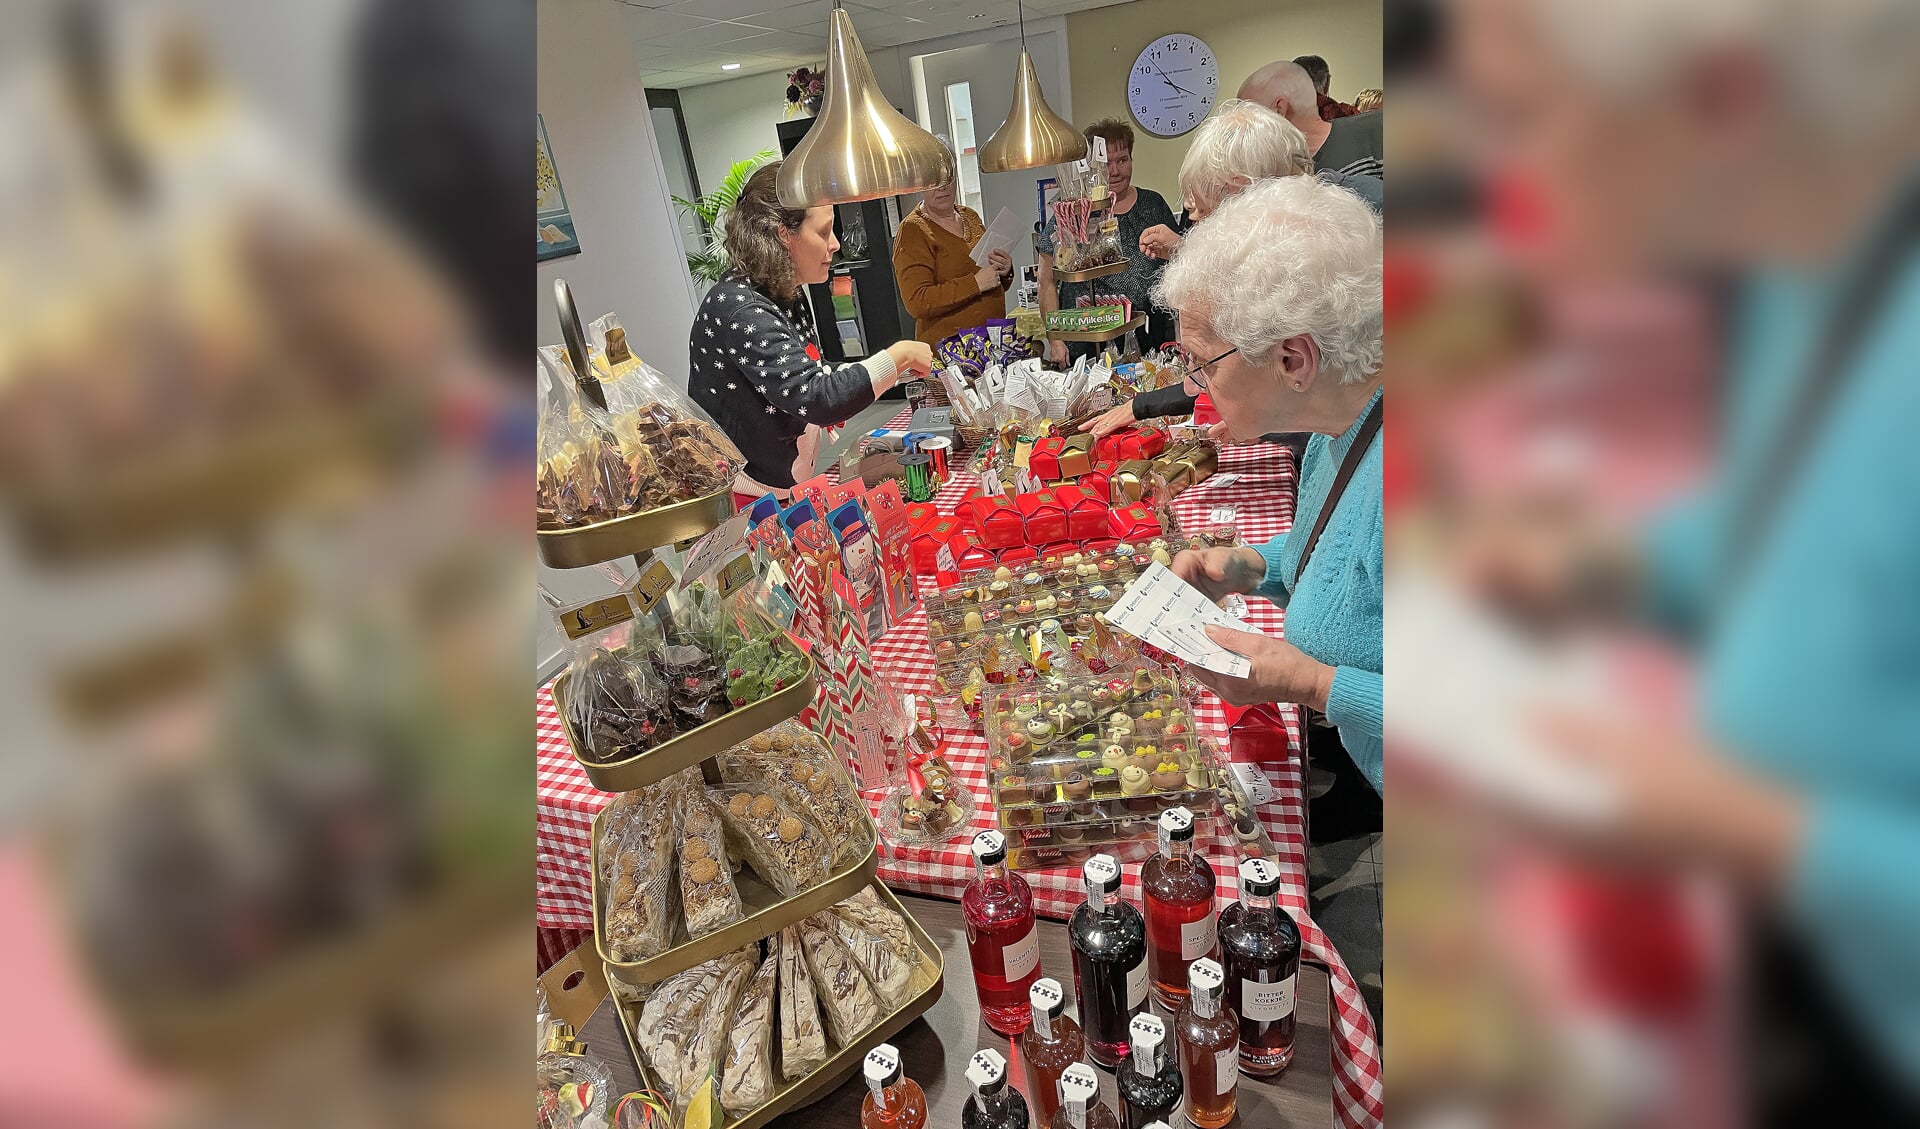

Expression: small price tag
xmin=630 ymin=559 xmax=675 ymax=614
xmin=1230 ymin=761 xmax=1276 ymax=806
xmin=558 ymin=594 xmax=633 ymax=640
xmin=714 ymin=552 xmax=756 ymax=598
xmin=679 ymin=513 xmax=750 ymax=589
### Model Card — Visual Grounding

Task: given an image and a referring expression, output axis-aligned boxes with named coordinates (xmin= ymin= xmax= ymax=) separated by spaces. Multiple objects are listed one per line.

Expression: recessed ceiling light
xmin=969 ymin=12 xmax=987 ymax=17
xmin=721 ymin=62 xmax=741 ymax=70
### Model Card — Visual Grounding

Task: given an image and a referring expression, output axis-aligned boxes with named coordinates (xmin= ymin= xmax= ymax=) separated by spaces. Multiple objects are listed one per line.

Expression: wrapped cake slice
xmin=720 ymin=953 xmax=779 ymax=1115
xmin=796 ymin=913 xmax=884 ymax=1047
xmin=776 ymin=926 xmax=829 ymax=1080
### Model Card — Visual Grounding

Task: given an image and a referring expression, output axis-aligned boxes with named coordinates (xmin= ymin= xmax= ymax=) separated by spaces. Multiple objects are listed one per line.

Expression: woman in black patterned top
xmin=690 ymin=163 xmax=933 ymax=502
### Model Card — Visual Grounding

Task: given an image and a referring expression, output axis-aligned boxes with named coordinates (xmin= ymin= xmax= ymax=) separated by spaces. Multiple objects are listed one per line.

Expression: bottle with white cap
xmin=859 ymin=1042 xmax=927 ymax=1129
xmin=1139 ymin=805 xmax=1218 ymax=1010
xmin=963 ymin=829 xmax=1044 ymax=1035
xmin=1173 ymin=957 xmax=1240 ymax=1129
xmin=1217 ymin=855 xmax=1301 ymax=1076
xmin=960 ymin=1047 xmax=1031 ymax=1129
xmin=1019 ymin=977 xmax=1085 ymax=1128
xmin=1115 ymin=1012 xmax=1183 ymax=1129
xmin=1067 ymin=853 xmax=1148 ymax=1068
xmin=1048 ymin=1062 xmax=1118 ymax=1129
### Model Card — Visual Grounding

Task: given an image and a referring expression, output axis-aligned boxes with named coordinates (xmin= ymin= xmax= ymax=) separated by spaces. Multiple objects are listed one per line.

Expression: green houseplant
xmin=673 ymin=148 xmax=778 ymax=285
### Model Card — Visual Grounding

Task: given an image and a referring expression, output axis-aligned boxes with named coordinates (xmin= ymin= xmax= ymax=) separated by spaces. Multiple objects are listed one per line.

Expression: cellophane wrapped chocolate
xmin=599 ymin=781 xmax=681 ymax=963
xmin=715 ymin=720 xmax=872 ymax=868
xmin=707 ymin=785 xmax=832 ymax=897
xmin=563 ymin=617 xmax=677 ymax=764
xmin=537 ymin=337 xmax=742 ymax=527
xmin=719 ymin=951 xmax=779 ymax=1115
xmin=649 ymin=583 xmax=731 ymax=727
xmin=674 ymin=786 xmax=744 ymax=939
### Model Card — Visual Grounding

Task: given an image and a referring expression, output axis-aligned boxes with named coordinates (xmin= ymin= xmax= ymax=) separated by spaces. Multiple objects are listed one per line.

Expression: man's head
xmin=1294 ymin=54 xmax=1332 ymax=95
xmin=1237 ymin=61 xmax=1320 ymax=128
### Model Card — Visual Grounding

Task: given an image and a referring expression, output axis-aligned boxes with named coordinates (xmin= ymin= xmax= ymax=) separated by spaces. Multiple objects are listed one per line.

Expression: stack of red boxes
xmin=897 ymin=424 xmax=1178 ymax=579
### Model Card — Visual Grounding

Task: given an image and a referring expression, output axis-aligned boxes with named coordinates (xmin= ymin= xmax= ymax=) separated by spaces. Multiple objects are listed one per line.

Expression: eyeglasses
xmin=1170 ymin=344 xmax=1239 ymax=390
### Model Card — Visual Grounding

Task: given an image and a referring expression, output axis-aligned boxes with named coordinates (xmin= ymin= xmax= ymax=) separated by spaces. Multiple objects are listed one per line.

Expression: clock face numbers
xmin=1129 ymin=33 xmax=1218 ymax=137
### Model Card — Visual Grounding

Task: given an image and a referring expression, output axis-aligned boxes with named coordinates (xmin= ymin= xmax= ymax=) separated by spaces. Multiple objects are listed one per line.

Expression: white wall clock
xmin=1127 ymin=33 xmax=1218 ymax=138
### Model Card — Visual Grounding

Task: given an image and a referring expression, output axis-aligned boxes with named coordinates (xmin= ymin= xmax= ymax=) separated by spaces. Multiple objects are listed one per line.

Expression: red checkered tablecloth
xmin=534 ymin=421 xmax=1383 ymax=1127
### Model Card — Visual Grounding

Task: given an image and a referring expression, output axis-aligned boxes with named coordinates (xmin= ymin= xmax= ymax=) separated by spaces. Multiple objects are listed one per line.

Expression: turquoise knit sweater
xmin=1251 ymin=387 xmax=1385 ymax=793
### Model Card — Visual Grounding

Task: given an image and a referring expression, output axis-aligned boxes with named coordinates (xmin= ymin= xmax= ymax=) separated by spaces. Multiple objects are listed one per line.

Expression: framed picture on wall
xmin=536 ymin=114 xmax=581 ymax=261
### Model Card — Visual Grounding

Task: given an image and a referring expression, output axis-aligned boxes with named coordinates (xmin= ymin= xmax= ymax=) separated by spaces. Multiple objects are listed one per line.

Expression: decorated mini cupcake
xmin=1104 ymin=712 xmax=1134 ymax=739
xmin=1090 ymin=766 xmax=1120 ymax=796
xmin=1151 ymin=545 xmax=1173 ymax=567
xmin=1135 ymin=710 xmax=1164 ymax=736
xmin=1057 ymin=823 xmax=1086 ymax=845
xmin=1087 ymin=584 xmax=1112 ymax=603
xmin=1022 ymin=571 xmax=1044 ymax=588
xmin=1151 ymin=761 xmax=1186 ymax=792
xmin=1091 ymin=686 xmax=1113 ymax=708
xmin=1119 ymin=765 xmax=1152 ymax=797
xmin=1062 ymin=772 xmax=1092 ymax=802
xmin=935 ymin=640 xmax=958 ymax=661
xmin=1016 ymin=598 xmax=1036 ymax=616
xmin=1131 ymin=667 xmax=1157 ymax=693
xmin=1098 ymin=558 xmax=1118 ymax=576
xmin=1027 ymin=779 xmax=1056 ymax=805
xmin=1049 ymin=703 xmax=1075 ymax=732
xmin=1055 ymin=592 xmax=1079 ymax=613
xmin=1186 ymin=760 xmax=1208 ymax=789
xmin=1074 ymin=749 xmax=1098 ymax=771
xmin=1069 ymin=699 xmax=1094 ymax=725
xmin=964 ymin=610 xmax=985 ymax=633
xmin=1101 ymin=744 xmax=1130 ymax=773
xmin=1025 ymin=717 xmax=1056 ymax=744
xmin=1004 ymin=731 xmax=1029 ymax=757
xmin=1035 ymin=594 xmax=1058 ymax=613
xmin=1012 ymin=703 xmax=1039 ymax=724
xmin=1130 ymin=747 xmax=1161 ymax=774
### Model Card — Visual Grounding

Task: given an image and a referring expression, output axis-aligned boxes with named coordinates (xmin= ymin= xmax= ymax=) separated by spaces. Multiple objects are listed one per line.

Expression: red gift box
xmin=1028 ymin=437 xmax=1066 ymax=481
xmin=1016 ymin=489 xmax=1069 ymax=545
xmin=1116 ymin=426 xmax=1168 ymax=461
xmin=1108 ymin=502 xmax=1162 ymax=540
xmin=999 ymin=546 xmax=1038 ymax=566
xmin=904 ymin=502 xmax=938 ymax=532
xmin=951 ymin=530 xmax=998 ymax=571
xmin=969 ymin=495 xmax=1026 ymax=550
xmin=910 ymin=517 xmax=962 ymax=575
xmin=1053 ymin=485 xmax=1112 ymax=541
xmin=1079 ymin=469 xmax=1112 ymax=505
xmin=1094 ymin=434 xmax=1126 ymax=464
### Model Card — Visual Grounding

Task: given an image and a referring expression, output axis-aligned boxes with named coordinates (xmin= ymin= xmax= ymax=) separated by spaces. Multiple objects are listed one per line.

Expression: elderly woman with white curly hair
xmin=1164 ymin=175 xmax=1385 ymax=795
xmin=1085 ymin=100 xmax=1381 ymax=438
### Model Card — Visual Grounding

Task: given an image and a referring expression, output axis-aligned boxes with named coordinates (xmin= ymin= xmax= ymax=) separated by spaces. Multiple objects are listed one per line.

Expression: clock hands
xmin=1149 ymin=60 xmax=1195 ymax=98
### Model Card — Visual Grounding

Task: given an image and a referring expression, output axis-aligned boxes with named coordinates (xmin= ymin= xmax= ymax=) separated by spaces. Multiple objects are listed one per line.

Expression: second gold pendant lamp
xmin=776 ymin=5 xmax=954 ymax=207
xmin=977 ymin=1 xmax=1086 ymax=173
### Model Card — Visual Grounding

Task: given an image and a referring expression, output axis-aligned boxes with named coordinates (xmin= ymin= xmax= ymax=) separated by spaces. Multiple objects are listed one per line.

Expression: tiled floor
xmin=1306 ymin=768 xmax=1383 ymax=1037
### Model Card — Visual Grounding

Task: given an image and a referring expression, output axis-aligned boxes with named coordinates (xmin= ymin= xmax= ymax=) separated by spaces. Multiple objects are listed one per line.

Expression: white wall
xmin=536 ymin=0 xmax=705 ymax=675
xmin=676 ymin=44 xmax=916 ymax=201
xmin=537 ymin=0 xmax=698 ymax=381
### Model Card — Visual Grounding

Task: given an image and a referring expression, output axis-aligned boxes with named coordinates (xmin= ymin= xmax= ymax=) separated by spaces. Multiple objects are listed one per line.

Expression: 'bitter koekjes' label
xmin=1126 ymin=958 xmax=1149 ymax=1009
xmin=1241 ymin=974 xmax=1298 ymax=1022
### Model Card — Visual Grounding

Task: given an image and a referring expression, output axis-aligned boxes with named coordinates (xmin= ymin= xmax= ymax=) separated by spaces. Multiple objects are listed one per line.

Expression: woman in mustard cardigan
xmin=891 ymin=162 xmax=1013 ymax=346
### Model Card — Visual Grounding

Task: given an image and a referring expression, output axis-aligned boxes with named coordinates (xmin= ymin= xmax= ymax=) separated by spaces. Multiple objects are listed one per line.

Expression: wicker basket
xmin=954 ymin=421 xmax=991 ymax=452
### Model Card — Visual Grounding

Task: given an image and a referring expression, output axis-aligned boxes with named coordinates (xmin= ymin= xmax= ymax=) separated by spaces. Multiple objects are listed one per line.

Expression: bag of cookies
xmin=776 ymin=925 xmax=829 ymax=1080
xmin=717 ymin=721 xmax=871 ymax=867
xmin=537 ymin=357 xmax=631 ymax=528
xmin=599 ymin=782 xmax=680 ymax=962
xmin=796 ymin=913 xmax=885 ymax=1046
xmin=708 ymin=786 xmax=831 ymax=897
xmin=674 ymin=787 xmax=743 ymax=938
xmin=720 ymin=952 xmax=779 ymax=1115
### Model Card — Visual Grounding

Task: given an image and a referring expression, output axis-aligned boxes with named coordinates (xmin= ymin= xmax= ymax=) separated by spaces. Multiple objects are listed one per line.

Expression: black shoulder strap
xmin=1294 ymin=394 xmax=1384 ymax=587
xmin=1725 ymin=178 xmax=1920 ymax=589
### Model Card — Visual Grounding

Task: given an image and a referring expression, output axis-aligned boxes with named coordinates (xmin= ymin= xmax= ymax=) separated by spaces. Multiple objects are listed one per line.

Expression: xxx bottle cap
xmin=971 ymin=829 xmax=1007 ymax=866
xmin=863 ymin=1043 xmax=902 ymax=1093
xmin=1238 ymin=856 xmax=1280 ymax=898
xmin=1083 ymin=853 xmax=1121 ymax=898
xmin=966 ymin=1048 xmax=1008 ymax=1096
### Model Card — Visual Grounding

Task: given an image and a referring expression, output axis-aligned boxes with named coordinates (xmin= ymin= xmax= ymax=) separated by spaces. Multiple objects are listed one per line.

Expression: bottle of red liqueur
xmin=962 ymin=829 xmax=1044 ymax=1035
xmin=1139 ymin=805 xmax=1216 ymax=1010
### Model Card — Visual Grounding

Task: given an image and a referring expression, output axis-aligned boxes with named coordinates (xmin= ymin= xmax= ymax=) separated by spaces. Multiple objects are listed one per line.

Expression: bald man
xmin=1240 ymin=59 xmax=1382 ymax=179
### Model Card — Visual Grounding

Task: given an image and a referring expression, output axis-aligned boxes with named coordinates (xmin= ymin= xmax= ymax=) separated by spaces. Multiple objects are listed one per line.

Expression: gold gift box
xmin=1114 ymin=460 xmax=1155 ymax=503
xmin=1057 ymin=434 xmax=1095 ymax=478
xmin=1154 ymin=443 xmax=1220 ymax=495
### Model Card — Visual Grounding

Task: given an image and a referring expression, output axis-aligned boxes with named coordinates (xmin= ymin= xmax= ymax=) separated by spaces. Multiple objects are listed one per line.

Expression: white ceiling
xmin=614 ymin=0 xmax=1134 ymax=89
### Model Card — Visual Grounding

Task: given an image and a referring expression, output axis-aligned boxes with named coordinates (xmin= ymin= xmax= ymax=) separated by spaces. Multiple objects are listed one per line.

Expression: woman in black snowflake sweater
xmin=690 ymin=163 xmax=934 ymax=502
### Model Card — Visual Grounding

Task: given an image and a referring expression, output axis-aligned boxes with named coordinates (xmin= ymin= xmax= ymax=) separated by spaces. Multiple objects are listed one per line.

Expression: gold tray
xmin=538 ymin=485 xmax=734 ymax=569
xmin=592 ymin=801 xmax=880 ymax=986
xmin=608 ymin=878 xmax=945 ymax=1126
xmin=1046 ymin=313 xmax=1149 ymax=343
xmin=1053 ymin=259 xmax=1127 ymax=283
xmin=554 ymin=657 xmax=817 ymax=793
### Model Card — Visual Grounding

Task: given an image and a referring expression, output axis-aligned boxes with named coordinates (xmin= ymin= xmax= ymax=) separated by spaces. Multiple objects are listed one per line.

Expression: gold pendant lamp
xmin=776 ymin=4 xmax=955 ymax=207
xmin=977 ymin=0 xmax=1086 ymax=173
